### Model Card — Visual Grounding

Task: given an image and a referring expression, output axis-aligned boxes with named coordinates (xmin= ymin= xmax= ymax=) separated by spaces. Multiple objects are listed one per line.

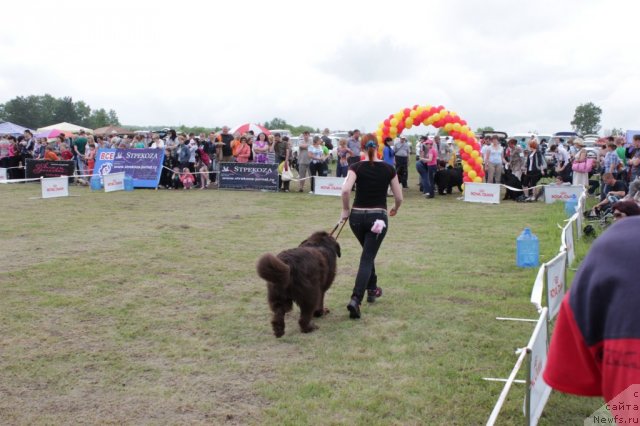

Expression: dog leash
xmin=329 ymin=219 xmax=348 ymax=241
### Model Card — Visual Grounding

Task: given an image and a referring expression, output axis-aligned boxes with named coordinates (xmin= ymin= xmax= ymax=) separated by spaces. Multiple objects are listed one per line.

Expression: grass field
xmin=0 ymin=176 xmax=603 ymax=425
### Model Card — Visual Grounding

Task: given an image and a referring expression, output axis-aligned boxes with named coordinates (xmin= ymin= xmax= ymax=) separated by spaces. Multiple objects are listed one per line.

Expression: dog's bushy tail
xmin=257 ymin=254 xmax=290 ymax=288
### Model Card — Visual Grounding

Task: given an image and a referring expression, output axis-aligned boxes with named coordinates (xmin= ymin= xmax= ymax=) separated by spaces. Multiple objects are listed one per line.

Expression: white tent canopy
xmin=37 ymin=122 xmax=93 ymax=134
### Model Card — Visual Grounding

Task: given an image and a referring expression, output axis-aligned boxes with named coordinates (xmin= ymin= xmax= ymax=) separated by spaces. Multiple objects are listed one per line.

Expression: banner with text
xmin=562 ymin=219 xmax=576 ymax=266
xmin=92 ymin=149 xmax=164 ymax=188
xmin=219 ymin=162 xmax=278 ymax=191
xmin=313 ymin=176 xmax=345 ymax=196
xmin=527 ymin=308 xmax=552 ymax=426
xmin=544 ymin=185 xmax=584 ymax=204
xmin=545 ymin=251 xmax=567 ymax=321
xmin=464 ymin=183 xmax=501 ymax=204
xmin=103 ymin=172 xmax=125 ymax=192
xmin=41 ymin=176 xmax=69 ymax=199
xmin=26 ymin=159 xmax=75 ymax=179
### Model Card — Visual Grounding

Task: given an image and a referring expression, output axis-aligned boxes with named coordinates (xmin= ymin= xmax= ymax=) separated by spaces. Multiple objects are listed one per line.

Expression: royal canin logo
xmin=470 ymin=190 xmax=496 ymax=197
xmin=46 ymin=185 xmax=64 ymax=192
xmin=551 ymin=192 xmax=571 ymax=199
xmin=320 ymin=184 xmax=341 ymax=190
xmin=108 ymin=180 xmax=123 ymax=186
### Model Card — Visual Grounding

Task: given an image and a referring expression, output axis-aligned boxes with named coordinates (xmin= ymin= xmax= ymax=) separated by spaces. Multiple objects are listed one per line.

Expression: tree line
xmin=0 ymin=94 xmax=120 ymax=130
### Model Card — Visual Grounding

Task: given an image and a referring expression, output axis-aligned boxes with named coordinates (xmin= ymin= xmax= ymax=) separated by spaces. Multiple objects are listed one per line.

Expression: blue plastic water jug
xmin=124 ymin=175 xmax=134 ymax=191
xmin=564 ymin=194 xmax=578 ymax=217
xmin=516 ymin=227 xmax=539 ymax=268
xmin=90 ymin=175 xmax=103 ymax=191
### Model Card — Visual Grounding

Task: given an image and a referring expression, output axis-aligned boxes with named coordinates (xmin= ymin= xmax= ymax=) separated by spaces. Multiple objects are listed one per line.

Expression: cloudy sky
xmin=1 ymin=0 xmax=638 ymax=134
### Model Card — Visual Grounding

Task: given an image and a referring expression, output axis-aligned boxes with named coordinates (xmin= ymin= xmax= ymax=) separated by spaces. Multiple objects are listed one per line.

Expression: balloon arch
xmin=375 ymin=105 xmax=484 ymax=183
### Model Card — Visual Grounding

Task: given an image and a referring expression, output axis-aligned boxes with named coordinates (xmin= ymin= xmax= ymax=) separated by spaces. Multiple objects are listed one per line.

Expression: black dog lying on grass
xmin=256 ymin=231 xmax=341 ymax=338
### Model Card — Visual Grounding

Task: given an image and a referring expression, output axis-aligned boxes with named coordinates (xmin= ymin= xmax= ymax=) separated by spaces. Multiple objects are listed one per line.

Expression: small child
xmin=336 ymin=138 xmax=350 ymax=178
xmin=171 ymin=166 xmax=183 ymax=189
xmin=180 ymin=167 xmax=195 ymax=190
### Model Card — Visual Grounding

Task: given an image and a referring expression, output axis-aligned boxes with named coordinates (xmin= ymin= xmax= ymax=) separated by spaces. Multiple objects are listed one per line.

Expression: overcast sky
xmin=1 ymin=0 xmax=638 ymax=134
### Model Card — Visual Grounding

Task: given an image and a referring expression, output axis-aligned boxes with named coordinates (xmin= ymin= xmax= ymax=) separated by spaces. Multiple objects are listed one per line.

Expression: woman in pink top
xmin=415 ymin=136 xmax=438 ymax=198
xmin=253 ymin=133 xmax=269 ymax=163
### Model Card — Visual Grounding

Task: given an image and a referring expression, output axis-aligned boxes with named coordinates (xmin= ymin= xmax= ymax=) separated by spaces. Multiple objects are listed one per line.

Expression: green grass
xmin=0 ymin=178 xmax=601 ymax=425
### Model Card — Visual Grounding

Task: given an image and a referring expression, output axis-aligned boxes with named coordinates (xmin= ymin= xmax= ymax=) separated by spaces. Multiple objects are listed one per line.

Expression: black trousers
xmin=309 ymin=161 xmax=322 ymax=191
xmin=395 ymin=156 xmax=408 ymax=187
xmin=348 ymin=210 xmax=388 ymax=303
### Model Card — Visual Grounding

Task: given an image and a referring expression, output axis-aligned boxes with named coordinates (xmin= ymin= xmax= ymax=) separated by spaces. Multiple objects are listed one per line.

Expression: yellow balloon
xmin=473 ymin=176 xmax=482 ymax=183
xmin=460 ymin=125 xmax=469 ymax=133
xmin=464 ymin=145 xmax=472 ymax=153
xmin=376 ymin=129 xmax=383 ymax=137
xmin=405 ymin=117 xmax=414 ymax=127
xmin=409 ymin=110 xmax=418 ymax=118
xmin=389 ymin=127 xmax=398 ymax=137
xmin=424 ymin=104 xmax=432 ymax=110
xmin=378 ymin=122 xmax=385 ymax=130
xmin=452 ymin=123 xmax=461 ymax=132
xmin=476 ymin=157 xmax=483 ymax=166
xmin=468 ymin=170 xmax=477 ymax=179
xmin=463 ymin=164 xmax=471 ymax=173
xmin=471 ymin=150 xmax=480 ymax=158
xmin=390 ymin=118 xmax=398 ymax=127
xmin=416 ymin=106 xmax=425 ymax=114
xmin=444 ymin=123 xmax=453 ymax=132
xmin=377 ymin=136 xmax=383 ymax=144
xmin=457 ymin=141 xmax=465 ymax=148
xmin=394 ymin=112 xmax=404 ymax=121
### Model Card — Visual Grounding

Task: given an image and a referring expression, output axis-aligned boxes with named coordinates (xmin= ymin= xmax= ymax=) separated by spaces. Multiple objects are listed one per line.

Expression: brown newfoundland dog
xmin=256 ymin=231 xmax=341 ymax=338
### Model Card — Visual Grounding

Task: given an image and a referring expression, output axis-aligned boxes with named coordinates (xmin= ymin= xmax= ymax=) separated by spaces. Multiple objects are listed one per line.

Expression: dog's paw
xmin=313 ymin=307 xmax=330 ymax=317
xmin=274 ymin=329 xmax=285 ymax=338
xmin=300 ymin=323 xmax=318 ymax=333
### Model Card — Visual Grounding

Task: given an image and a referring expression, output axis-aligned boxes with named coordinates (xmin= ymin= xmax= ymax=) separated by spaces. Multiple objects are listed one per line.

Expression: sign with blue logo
xmin=93 ymin=149 xmax=164 ymax=188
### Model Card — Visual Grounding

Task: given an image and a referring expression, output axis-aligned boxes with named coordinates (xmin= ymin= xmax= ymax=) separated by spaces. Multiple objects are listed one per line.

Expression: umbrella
xmin=0 ymin=121 xmax=33 ymax=136
xmin=93 ymin=125 xmax=135 ymax=136
xmin=230 ymin=123 xmax=271 ymax=136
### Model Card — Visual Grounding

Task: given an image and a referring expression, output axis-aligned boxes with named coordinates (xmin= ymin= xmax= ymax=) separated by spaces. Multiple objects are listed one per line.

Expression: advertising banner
xmin=92 ymin=149 xmax=164 ymax=188
xmin=563 ymin=219 xmax=576 ymax=266
xmin=543 ymin=185 xmax=584 ymax=204
xmin=26 ymin=159 xmax=75 ymax=179
xmin=527 ymin=308 xmax=552 ymax=426
xmin=545 ymin=251 xmax=567 ymax=320
xmin=103 ymin=172 xmax=125 ymax=192
xmin=218 ymin=162 xmax=278 ymax=191
xmin=313 ymin=176 xmax=345 ymax=196
xmin=463 ymin=183 xmax=501 ymax=204
xmin=41 ymin=176 xmax=69 ymax=199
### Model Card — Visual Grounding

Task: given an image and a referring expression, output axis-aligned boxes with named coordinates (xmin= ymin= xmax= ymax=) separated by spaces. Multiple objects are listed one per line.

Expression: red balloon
xmin=397 ymin=122 xmax=405 ymax=133
xmin=437 ymin=105 xmax=445 ymax=111
xmin=403 ymin=108 xmax=411 ymax=117
xmin=412 ymin=104 xmax=419 ymax=110
xmin=460 ymin=120 xmax=467 ymax=126
xmin=463 ymin=176 xmax=472 ymax=183
xmin=433 ymin=119 xmax=445 ymax=128
xmin=428 ymin=107 xmax=437 ymax=116
xmin=384 ymin=119 xmax=390 ymax=127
